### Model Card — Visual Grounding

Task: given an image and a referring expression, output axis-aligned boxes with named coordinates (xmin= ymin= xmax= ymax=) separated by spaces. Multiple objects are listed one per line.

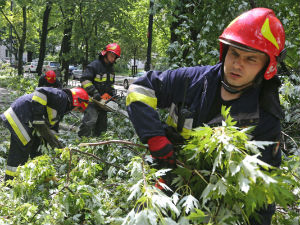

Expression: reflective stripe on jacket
xmin=1 ymin=87 xmax=70 ymax=146
xmin=80 ymin=58 xmax=115 ymax=96
xmin=6 ymin=165 xmax=18 ymax=177
xmin=3 ymin=107 xmax=31 ymax=145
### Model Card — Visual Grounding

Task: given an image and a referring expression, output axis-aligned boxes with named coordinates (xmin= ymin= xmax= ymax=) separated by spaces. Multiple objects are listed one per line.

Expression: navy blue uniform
xmin=126 ymin=63 xmax=282 ymax=224
xmin=126 ymin=63 xmax=281 ymax=166
xmin=1 ymin=87 xmax=71 ymax=179
xmin=79 ymin=56 xmax=115 ymax=137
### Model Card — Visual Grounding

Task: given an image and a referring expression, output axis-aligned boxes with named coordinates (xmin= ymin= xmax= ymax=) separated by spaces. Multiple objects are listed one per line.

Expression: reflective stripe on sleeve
xmin=32 ymin=91 xmax=47 ymax=105
xmin=82 ymin=80 xmax=93 ymax=89
xmin=47 ymin=106 xmax=57 ymax=125
xmin=94 ymin=78 xmax=106 ymax=82
xmin=4 ymin=107 xmax=31 ymax=145
xmin=126 ymin=84 xmax=157 ymax=109
xmin=94 ymin=74 xmax=107 ymax=82
xmin=6 ymin=165 xmax=18 ymax=177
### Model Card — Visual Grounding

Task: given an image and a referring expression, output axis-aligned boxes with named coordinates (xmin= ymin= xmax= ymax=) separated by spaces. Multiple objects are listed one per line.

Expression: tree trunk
xmin=299 ymin=0 xmax=300 ymax=72
xmin=37 ymin=3 xmax=52 ymax=76
xmin=17 ymin=7 xmax=27 ymax=75
xmin=145 ymin=0 xmax=154 ymax=71
xmin=59 ymin=19 xmax=73 ymax=84
xmin=27 ymin=51 xmax=33 ymax=62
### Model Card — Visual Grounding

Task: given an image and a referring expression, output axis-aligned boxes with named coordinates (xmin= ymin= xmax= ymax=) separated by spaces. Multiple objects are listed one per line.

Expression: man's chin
xmin=224 ymin=78 xmax=252 ymax=90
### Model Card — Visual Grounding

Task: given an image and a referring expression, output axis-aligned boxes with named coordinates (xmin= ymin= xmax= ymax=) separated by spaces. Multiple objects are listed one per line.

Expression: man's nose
xmin=233 ymin=56 xmax=243 ymax=69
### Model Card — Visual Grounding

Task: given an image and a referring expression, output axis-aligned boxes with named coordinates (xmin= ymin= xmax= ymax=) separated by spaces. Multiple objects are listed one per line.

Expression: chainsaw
xmin=91 ymin=97 xmax=128 ymax=118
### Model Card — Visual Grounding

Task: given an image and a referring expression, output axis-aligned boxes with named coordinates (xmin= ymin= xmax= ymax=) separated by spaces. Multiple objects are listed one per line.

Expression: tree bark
xmin=37 ymin=2 xmax=52 ymax=76
xmin=59 ymin=19 xmax=73 ymax=84
xmin=17 ymin=6 xmax=27 ymax=75
xmin=145 ymin=0 xmax=154 ymax=71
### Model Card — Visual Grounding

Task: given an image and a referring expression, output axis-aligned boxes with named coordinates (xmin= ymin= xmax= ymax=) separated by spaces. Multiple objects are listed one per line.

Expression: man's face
xmin=106 ymin=51 xmax=118 ymax=65
xmin=223 ymin=46 xmax=268 ymax=90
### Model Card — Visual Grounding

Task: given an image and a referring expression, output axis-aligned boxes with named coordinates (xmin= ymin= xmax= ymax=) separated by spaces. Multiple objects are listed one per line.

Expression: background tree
xmin=36 ymin=1 xmax=52 ymax=76
xmin=0 ymin=0 xmax=29 ymax=75
xmin=58 ymin=0 xmax=75 ymax=84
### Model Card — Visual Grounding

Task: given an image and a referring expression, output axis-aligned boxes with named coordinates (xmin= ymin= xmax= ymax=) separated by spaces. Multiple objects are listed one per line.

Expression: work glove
xmin=33 ymin=122 xmax=64 ymax=149
xmin=147 ymin=136 xmax=176 ymax=169
xmin=93 ymin=92 xmax=101 ymax=101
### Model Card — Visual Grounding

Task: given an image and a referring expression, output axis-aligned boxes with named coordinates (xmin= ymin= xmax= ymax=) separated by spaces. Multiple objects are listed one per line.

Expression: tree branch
xmin=67 ymin=148 xmax=72 ymax=184
xmin=282 ymin=131 xmax=299 ymax=148
xmin=0 ymin=8 xmax=20 ymax=42
xmin=78 ymin=139 xmax=147 ymax=149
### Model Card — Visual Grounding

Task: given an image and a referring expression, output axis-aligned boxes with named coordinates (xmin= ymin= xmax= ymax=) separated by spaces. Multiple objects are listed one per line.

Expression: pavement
xmin=0 ymin=87 xmax=13 ymax=104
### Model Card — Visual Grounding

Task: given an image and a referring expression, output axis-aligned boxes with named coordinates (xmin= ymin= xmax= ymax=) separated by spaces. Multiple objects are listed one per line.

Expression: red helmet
xmin=219 ymin=8 xmax=285 ymax=80
xmin=70 ymin=87 xmax=89 ymax=111
xmin=101 ymin=43 xmax=121 ymax=57
xmin=45 ymin=70 xmax=56 ymax=84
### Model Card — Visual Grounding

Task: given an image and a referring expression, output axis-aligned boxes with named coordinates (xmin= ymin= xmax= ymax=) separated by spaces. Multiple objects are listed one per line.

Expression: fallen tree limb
xmin=78 ymin=139 xmax=147 ymax=149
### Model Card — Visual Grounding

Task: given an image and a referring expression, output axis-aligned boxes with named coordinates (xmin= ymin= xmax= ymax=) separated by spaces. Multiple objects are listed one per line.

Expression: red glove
xmin=148 ymin=136 xmax=175 ymax=166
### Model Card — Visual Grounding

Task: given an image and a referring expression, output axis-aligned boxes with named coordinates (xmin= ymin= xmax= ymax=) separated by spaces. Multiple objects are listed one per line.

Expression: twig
xmin=67 ymin=148 xmax=72 ymax=184
xmin=69 ymin=148 xmax=124 ymax=170
xmin=176 ymin=159 xmax=208 ymax=184
xmin=193 ymin=169 xmax=208 ymax=184
xmin=141 ymin=156 xmax=148 ymax=189
xmin=123 ymin=145 xmax=143 ymax=156
xmin=63 ymin=185 xmax=74 ymax=194
xmin=78 ymin=139 xmax=147 ymax=149
xmin=292 ymin=173 xmax=300 ymax=181
xmin=281 ymin=131 xmax=299 ymax=148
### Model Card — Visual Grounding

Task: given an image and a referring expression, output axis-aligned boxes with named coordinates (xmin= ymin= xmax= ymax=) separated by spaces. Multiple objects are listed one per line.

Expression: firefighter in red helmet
xmin=101 ymin=43 xmax=121 ymax=59
xmin=219 ymin=7 xmax=285 ymax=93
xmin=1 ymin=87 xmax=89 ymax=182
xmin=126 ymin=8 xmax=285 ymax=224
xmin=78 ymin=43 xmax=121 ymax=137
xmin=38 ymin=70 xmax=62 ymax=88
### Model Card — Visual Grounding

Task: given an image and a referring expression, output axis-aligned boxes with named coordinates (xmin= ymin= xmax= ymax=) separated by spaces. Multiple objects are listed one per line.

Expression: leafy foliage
xmin=121 ymin=106 xmax=299 ymax=225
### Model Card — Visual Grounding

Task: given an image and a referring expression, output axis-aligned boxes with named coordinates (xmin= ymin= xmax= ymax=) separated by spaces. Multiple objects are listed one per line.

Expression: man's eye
xmin=231 ymin=51 xmax=239 ymax=57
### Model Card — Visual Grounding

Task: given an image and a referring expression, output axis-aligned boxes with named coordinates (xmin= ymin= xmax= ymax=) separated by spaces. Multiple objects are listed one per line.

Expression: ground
xmin=0 ymin=87 xmax=12 ymax=104
xmin=0 ymin=87 xmax=12 ymax=182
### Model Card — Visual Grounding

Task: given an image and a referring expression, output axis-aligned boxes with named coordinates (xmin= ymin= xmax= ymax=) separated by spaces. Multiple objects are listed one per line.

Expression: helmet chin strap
xmin=221 ymin=80 xmax=245 ymax=94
